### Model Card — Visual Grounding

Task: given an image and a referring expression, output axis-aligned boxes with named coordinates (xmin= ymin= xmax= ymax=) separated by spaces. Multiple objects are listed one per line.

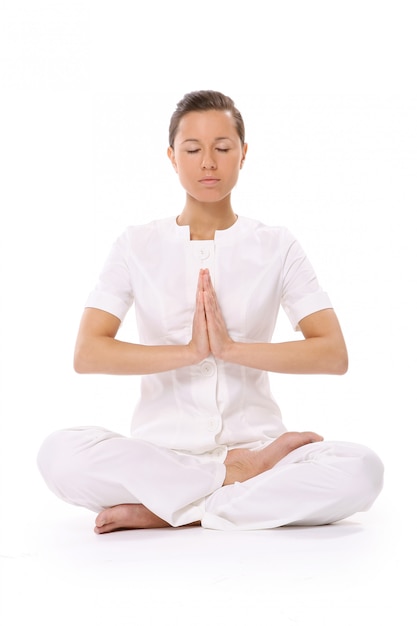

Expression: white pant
xmin=37 ymin=427 xmax=384 ymax=530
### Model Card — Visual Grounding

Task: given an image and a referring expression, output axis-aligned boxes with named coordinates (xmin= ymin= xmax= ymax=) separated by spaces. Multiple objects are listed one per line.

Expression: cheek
xmin=177 ymin=167 xmax=191 ymax=183
xmin=176 ymin=168 xmax=197 ymax=193
xmin=231 ymin=164 xmax=242 ymax=182
xmin=175 ymin=157 xmax=193 ymax=176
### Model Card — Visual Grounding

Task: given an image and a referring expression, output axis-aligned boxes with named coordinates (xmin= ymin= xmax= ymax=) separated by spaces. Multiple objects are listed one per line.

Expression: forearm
xmin=221 ymin=337 xmax=348 ymax=375
xmin=202 ymin=271 xmax=347 ymax=375
xmin=74 ymin=336 xmax=197 ymax=375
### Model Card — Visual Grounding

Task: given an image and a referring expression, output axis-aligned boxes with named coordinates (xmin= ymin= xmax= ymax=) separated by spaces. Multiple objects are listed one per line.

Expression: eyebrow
xmin=181 ymin=136 xmax=232 ymax=144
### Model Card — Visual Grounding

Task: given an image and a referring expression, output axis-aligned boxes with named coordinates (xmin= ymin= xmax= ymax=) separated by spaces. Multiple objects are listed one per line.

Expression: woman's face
xmin=167 ymin=109 xmax=247 ymax=205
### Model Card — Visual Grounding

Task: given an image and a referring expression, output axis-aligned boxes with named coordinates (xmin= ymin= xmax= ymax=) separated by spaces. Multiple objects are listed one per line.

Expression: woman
xmin=38 ymin=90 xmax=383 ymax=533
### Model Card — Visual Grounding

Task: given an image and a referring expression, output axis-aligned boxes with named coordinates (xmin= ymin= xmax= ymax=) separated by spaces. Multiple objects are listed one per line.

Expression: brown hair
xmin=168 ymin=90 xmax=245 ymax=148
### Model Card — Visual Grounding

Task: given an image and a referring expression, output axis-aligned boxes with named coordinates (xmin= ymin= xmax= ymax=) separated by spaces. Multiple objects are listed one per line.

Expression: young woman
xmin=38 ymin=91 xmax=383 ymax=533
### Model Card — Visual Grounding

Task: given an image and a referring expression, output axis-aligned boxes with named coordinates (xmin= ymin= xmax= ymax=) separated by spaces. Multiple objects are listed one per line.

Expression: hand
xmin=188 ymin=269 xmax=210 ymax=363
xmin=201 ymin=269 xmax=234 ymax=360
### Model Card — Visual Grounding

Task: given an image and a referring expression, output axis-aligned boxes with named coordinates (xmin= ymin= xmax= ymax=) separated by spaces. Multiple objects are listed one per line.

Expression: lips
xmin=199 ymin=177 xmax=220 ymax=185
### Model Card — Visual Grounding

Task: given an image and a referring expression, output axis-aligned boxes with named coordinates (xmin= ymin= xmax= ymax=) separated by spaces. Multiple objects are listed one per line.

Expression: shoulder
xmin=119 ymin=217 xmax=177 ymax=248
xmin=125 ymin=216 xmax=176 ymax=238
xmin=237 ymin=216 xmax=297 ymax=248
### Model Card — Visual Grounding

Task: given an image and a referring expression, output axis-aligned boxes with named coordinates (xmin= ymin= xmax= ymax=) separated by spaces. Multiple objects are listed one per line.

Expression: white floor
xmin=1 ymin=464 xmax=414 ymax=626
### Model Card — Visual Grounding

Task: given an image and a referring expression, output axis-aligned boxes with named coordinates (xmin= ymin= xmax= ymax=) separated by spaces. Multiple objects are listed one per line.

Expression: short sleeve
xmin=280 ymin=231 xmax=332 ymax=331
xmin=85 ymin=230 xmax=134 ymax=322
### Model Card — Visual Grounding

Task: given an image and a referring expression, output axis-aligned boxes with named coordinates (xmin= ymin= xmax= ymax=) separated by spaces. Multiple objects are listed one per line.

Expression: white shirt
xmin=86 ymin=216 xmax=332 ymax=461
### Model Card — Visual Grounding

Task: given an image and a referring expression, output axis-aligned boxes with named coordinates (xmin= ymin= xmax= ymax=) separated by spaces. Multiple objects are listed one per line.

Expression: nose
xmin=201 ymin=152 xmax=216 ymax=170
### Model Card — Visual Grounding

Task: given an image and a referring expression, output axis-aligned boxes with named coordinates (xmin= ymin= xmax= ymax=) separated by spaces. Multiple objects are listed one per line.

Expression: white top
xmin=86 ymin=216 xmax=332 ymax=461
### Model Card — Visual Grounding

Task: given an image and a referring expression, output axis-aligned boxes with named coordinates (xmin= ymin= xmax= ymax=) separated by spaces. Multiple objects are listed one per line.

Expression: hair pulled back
xmin=168 ymin=90 xmax=245 ymax=148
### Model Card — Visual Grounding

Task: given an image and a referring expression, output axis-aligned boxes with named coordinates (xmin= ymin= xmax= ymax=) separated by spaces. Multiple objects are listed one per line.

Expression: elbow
xmin=73 ymin=352 xmax=87 ymax=374
xmin=332 ymin=347 xmax=349 ymax=375
xmin=73 ymin=342 xmax=94 ymax=374
xmin=319 ymin=340 xmax=348 ymax=375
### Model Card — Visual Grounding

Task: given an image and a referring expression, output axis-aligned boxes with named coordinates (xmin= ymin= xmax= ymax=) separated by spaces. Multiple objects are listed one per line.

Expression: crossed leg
xmin=94 ymin=431 xmax=323 ymax=534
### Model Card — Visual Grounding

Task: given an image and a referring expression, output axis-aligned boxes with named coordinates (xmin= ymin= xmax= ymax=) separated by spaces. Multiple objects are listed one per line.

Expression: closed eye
xmin=186 ymin=148 xmax=230 ymax=154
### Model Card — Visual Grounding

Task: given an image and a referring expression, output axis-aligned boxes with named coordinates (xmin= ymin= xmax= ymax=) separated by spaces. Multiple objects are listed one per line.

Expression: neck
xmin=177 ymin=196 xmax=237 ymax=240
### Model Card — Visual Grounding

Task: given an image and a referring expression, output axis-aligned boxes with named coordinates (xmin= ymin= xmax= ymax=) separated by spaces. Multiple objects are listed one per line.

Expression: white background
xmin=0 ymin=1 xmax=416 ymax=624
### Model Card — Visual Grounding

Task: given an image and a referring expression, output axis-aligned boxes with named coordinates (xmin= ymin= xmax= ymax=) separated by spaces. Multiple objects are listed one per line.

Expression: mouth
xmin=199 ymin=177 xmax=220 ymax=186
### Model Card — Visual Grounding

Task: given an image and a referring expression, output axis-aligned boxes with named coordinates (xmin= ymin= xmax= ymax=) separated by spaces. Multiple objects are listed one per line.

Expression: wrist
xmin=215 ymin=338 xmax=236 ymax=362
xmin=186 ymin=341 xmax=210 ymax=366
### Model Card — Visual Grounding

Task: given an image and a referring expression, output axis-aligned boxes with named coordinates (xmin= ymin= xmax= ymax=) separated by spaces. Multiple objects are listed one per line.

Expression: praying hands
xmin=190 ymin=268 xmax=233 ymax=363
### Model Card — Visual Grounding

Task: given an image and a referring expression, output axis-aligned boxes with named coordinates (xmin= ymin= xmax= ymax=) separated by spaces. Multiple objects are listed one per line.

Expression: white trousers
xmin=37 ymin=427 xmax=384 ymax=530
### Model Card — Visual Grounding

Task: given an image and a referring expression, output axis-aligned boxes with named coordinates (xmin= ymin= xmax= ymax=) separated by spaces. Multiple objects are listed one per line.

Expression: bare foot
xmin=94 ymin=503 xmax=201 ymax=534
xmin=94 ymin=503 xmax=171 ymax=534
xmin=223 ymin=431 xmax=323 ymax=485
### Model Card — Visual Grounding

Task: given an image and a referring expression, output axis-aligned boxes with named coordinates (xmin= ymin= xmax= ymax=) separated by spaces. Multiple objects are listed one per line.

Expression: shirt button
xmin=207 ymin=418 xmax=219 ymax=432
xmin=200 ymin=361 xmax=215 ymax=377
xmin=199 ymin=248 xmax=210 ymax=261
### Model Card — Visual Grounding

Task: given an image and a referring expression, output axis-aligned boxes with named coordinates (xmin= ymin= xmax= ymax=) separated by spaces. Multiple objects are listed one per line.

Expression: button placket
xmin=207 ymin=417 xmax=219 ymax=432
xmin=198 ymin=247 xmax=210 ymax=261
xmin=192 ymin=241 xmax=214 ymax=268
xmin=200 ymin=361 xmax=215 ymax=377
xmin=194 ymin=356 xmax=222 ymax=436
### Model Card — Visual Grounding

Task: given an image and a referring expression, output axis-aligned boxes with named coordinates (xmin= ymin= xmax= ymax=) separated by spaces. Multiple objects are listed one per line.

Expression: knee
xmin=341 ymin=443 xmax=384 ymax=509
xmin=37 ymin=429 xmax=75 ymax=492
xmin=359 ymin=445 xmax=384 ymax=502
xmin=37 ymin=427 xmax=100 ymax=500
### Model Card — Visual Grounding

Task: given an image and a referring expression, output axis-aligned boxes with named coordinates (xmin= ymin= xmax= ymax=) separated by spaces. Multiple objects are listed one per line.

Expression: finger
xmin=195 ymin=288 xmax=206 ymax=321
xmin=202 ymin=275 xmax=218 ymax=312
xmin=192 ymin=290 xmax=209 ymax=352
xmin=204 ymin=269 xmax=214 ymax=292
xmin=203 ymin=286 xmax=216 ymax=316
xmin=203 ymin=291 xmax=223 ymax=333
xmin=197 ymin=269 xmax=203 ymax=292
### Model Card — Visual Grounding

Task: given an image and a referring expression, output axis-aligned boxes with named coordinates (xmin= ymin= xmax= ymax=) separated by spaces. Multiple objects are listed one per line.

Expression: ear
xmin=240 ymin=143 xmax=248 ymax=169
xmin=167 ymin=146 xmax=178 ymax=172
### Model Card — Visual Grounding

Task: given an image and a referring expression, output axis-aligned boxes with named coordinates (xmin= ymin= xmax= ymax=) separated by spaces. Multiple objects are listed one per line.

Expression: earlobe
xmin=240 ymin=143 xmax=248 ymax=168
xmin=167 ymin=146 xmax=178 ymax=172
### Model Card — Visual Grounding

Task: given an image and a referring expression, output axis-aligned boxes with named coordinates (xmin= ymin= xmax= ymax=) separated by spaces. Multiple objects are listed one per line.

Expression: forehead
xmin=176 ymin=109 xmax=239 ymax=142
